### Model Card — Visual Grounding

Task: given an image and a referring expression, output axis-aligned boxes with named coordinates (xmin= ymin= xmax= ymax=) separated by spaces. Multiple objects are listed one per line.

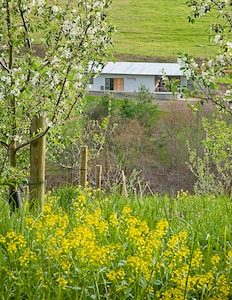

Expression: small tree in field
xmin=180 ymin=0 xmax=232 ymax=195
xmin=0 ymin=0 xmax=114 ymax=209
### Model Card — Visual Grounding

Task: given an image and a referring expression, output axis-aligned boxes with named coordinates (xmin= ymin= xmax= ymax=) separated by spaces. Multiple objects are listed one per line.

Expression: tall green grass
xmin=0 ymin=187 xmax=231 ymax=299
xmin=110 ymin=0 xmax=218 ymax=60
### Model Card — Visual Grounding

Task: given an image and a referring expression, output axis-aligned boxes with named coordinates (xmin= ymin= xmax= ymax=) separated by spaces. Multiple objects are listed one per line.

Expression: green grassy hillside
xmin=110 ymin=0 xmax=217 ymax=61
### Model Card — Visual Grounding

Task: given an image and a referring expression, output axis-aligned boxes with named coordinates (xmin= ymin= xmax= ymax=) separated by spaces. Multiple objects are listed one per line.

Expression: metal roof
xmin=101 ymin=62 xmax=183 ymax=76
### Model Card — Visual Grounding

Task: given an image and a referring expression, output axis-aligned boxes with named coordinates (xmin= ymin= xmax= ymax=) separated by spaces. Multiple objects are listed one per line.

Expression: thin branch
xmin=18 ymin=3 xmax=32 ymax=50
xmin=64 ymin=92 xmax=83 ymax=121
xmin=6 ymin=0 xmax=13 ymax=70
xmin=16 ymin=125 xmax=50 ymax=152
xmin=0 ymin=140 xmax=9 ymax=149
xmin=17 ymin=1 xmax=33 ymax=92
xmin=0 ymin=60 xmax=10 ymax=73
xmin=51 ymin=63 xmax=72 ymax=124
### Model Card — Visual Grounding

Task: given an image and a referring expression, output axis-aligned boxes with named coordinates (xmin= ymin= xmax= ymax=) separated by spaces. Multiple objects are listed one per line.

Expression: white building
xmin=88 ymin=61 xmax=188 ymax=99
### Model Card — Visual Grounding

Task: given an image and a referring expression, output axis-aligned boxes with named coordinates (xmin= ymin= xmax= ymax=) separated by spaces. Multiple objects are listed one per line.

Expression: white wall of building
xmin=90 ymin=74 xmax=155 ymax=93
xmin=89 ymin=73 xmax=187 ymax=93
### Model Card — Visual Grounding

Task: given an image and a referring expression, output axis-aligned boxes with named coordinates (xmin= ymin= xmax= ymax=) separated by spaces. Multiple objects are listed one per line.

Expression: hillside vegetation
xmin=110 ymin=0 xmax=217 ymax=61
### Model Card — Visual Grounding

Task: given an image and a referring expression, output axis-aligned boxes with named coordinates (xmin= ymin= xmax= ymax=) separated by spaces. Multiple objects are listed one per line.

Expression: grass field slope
xmin=110 ymin=0 xmax=218 ymax=61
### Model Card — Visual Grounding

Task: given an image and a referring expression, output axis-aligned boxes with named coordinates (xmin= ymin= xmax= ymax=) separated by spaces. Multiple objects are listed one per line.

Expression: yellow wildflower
xmin=191 ymin=248 xmax=204 ymax=269
xmin=216 ymin=274 xmax=230 ymax=297
xmin=7 ymin=241 xmax=17 ymax=253
xmin=36 ymin=269 xmax=44 ymax=281
xmin=211 ymin=254 xmax=220 ymax=266
xmin=19 ymin=248 xmax=37 ymax=267
xmin=56 ymin=278 xmax=68 ymax=290
xmin=43 ymin=203 xmax=52 ymax=213
xmin=61 ymin=259 xmax=71 ymax=273
xmin=77 ymin=194 xmax=86 ymax=205
xmin=122 ymin=205 xmax=132 ymax=216
xmin=25 ymin=216 xmax=35 ymax=230
xmin=106 ymin=270 xmax=117 ymax=281
xmin=6 ymin=230 xmax=15 ymax=239
xmin=109 ymin=212 xmax=118 ymax=227
xmin=0 ymin=234 xmax=6 ymax=243
xmin=117 ymin=268 xmax=125 ymax=279
xmin=227 ymin=250 xmax=232 ymax=264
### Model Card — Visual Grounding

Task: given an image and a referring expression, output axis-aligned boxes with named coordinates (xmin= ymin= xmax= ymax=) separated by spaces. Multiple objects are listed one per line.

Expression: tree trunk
xmin=8 ymin=140 xmax=22 ymax=210
xmin=30 ymin=116 xmax=46 ymax=211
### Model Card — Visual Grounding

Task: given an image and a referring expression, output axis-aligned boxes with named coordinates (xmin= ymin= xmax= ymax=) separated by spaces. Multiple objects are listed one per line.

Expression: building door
xmin=105 ymin=78 xmax=124 ymax=91
xmin=114 ymin=78 xmax=124 ymax=91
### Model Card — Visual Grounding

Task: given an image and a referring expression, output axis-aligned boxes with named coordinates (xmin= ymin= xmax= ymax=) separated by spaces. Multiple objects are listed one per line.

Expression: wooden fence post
xmin=121 ymin=170 xmax=128 ymax=198
xmin=96 ymin=165 xmax=102 ymax=189
xmin=80 ymin=146 xmax=88 ymax=187
xmin=30 ymin=116 xmax=46 ymax=211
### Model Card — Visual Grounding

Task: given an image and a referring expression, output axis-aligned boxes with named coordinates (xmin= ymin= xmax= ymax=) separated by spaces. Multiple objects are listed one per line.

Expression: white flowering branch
xmin=180 ymin=0 xmax=232 ymax=115
xmin=0 ymin=0 xmax=115 ymax=184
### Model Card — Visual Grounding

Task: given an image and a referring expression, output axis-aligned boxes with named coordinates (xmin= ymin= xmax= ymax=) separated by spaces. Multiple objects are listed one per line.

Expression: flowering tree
xmin=0 ymin=0 xmax=114 ymax=208
xmin=180 ymin=0 xmax=232 ymax=195
xmin=179 ymin=0 xmax=232 ymax=115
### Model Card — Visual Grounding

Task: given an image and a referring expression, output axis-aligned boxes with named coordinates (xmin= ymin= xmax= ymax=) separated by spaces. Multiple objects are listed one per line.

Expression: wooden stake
xmin=96 ymin=165 xmax=102 ymax=189
xmin=30 ymin=116 xmax=46 ymax=211
xmin=121 ymin=170 xmax=128 ymax=198
xmin=80 ymin=146 xmax=88 ymax=187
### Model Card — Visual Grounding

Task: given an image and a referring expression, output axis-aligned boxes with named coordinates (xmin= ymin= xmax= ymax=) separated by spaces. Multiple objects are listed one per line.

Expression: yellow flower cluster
xmin=1 ymin=187 xmax=231 ymax=299
xmin=19 ymin=248 xmax=37 ymax=267
xmin=56 ymin=277 xmax=68 ymax=290
xmin=177 ymin=189 xmax=189 ymax=199
xmin=0 ymin=230 xmax=27 ymax=254
xmin=85 ymin=208 xmax=108 ymax=235
xmin=106 ymin=268 xmax=125 ymax=281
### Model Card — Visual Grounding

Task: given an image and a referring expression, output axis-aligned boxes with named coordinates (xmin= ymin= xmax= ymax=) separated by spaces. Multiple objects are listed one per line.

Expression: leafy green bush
xmin=120 ymin=85 xmax=160 ymax=128
xmin=188 ymin=114 xmax=232 ymax=196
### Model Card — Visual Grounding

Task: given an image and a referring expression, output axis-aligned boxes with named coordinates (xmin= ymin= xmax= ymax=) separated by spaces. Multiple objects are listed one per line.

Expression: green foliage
xmin=120 ymin=85 xmax=160 ymax=128
xmin=86 ymin=94 xmax=119 ymax=120
xmin=188 ymin=114 xmax=232 ymax=196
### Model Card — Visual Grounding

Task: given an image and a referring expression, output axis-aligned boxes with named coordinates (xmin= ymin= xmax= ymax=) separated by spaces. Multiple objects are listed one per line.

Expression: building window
xmin=105 ymin=78 xmax=124 ymax=91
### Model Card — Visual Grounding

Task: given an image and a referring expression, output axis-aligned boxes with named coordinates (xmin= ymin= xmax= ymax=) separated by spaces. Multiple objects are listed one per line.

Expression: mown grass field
xmin=110 ymin=0 xmax=218 ymax=61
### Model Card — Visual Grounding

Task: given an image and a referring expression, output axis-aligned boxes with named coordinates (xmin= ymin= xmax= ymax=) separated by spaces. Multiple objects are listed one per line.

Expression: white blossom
xmin=62 ymin=48 xmax=72 ymax=59
xmin=62 ymin=20 xmax=72 ymax=34
xmin=37 ymin=0 xmax=45 ymax=7
xmin=51 ymin=56 xmax=60 ymax=67
xmin=184 ymin=69 xmax=192 ymax=80
xmin=10 ymin=87 xmax=20 ymax=96
xmin=1 ymin=76 xmax=11 ymax=84
xmin=31 ymin=72 xmax=40 ymax=86
xmin=0 ymin=92 xmax=4 ymax=101
xmin=52 ymin=6 xmax=59 ymax=14
xmin=13 ymin=135 xmax=23 ymax=143
xmin=53 ymin=73 xmax=60 ymax=85
xmin=226 ymin=42 xmax=232 ymax=49
xmin=214 ymin=34 xmax=221 ymax=43
xmin=216 ymin=54 xmax=225 ymax=64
